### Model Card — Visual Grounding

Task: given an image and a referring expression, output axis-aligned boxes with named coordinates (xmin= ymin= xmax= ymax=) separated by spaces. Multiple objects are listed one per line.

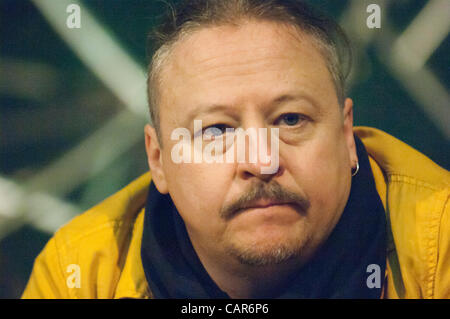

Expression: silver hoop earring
xmin=351 ymin=162 xmax=359 ymax=177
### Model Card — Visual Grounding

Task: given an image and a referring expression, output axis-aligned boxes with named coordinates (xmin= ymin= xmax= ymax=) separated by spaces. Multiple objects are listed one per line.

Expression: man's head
xmin=147 ymin=0 xmax=352 ymax=143
xmin=144 ymin=0 xmax=358 ymax=274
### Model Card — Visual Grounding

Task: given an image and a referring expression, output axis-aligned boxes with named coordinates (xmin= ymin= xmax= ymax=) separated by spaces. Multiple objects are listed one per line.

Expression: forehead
xmin=158 ymin=20 xmax=335 ymax=125
xmin=174 ymin=21 xmax=310 ymax=63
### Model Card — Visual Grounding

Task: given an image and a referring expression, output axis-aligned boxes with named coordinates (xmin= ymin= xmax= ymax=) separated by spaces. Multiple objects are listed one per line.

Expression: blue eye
xmin=203 ymin=124 xmax=230 ymax=138
xmin=279 ymin=113 xmax=301 ymax=126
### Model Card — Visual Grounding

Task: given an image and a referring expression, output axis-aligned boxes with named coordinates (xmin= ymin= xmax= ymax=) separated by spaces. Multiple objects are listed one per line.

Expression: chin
xmin=224 ymin=225 xmax=312 ymax=267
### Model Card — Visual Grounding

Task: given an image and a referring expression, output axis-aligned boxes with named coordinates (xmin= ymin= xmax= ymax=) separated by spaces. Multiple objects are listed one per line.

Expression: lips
xmin=240 ymin=199 xmax=294 ymax=211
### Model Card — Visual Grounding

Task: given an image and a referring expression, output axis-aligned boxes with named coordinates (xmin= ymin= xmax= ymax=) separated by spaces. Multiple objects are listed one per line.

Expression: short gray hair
xmin=147 ymin=0 xmax=352 ymax=141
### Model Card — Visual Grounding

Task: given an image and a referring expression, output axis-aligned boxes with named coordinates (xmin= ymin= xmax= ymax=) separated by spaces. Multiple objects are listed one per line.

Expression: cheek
xmin=161 ymin=150 xmax=233 ymax=234
xmin=285 ymin=132 xmax=350 ymax=221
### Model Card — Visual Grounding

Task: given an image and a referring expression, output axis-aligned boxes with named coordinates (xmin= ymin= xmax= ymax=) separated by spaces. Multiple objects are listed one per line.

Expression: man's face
xmin=146 ymin=21 xmax=357 ymax=269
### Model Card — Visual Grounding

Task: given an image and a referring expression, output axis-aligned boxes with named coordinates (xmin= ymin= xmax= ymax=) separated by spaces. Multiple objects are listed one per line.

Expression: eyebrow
xmin=184 ymin=104 xmax=236 ymax=128
xmin=273 ymin=94 xmax=298 ymax=104
xmin=271 ymin=93 xmax=318 ymax=110
xmin=184 ymin=92 xmax=318 ymax=127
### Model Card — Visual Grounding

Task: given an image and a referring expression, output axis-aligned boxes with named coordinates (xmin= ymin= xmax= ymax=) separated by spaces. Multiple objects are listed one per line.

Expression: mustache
xmin=220 ymin=181 xmax=310 ymax=220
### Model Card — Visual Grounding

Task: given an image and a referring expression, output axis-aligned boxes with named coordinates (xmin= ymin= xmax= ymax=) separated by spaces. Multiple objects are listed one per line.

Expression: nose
xmin=238 ymin=159 xmax=283 ymax=182
xmin=235 ymin=127 xmax=283 ymax=182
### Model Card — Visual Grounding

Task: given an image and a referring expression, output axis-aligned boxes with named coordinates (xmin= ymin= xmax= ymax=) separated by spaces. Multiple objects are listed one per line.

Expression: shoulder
xmin=354 ymin=126 xmax=449 ymax=188
xmin=355 ymin=126 xmax=450 ymax=298
xmin=54 ymin=172 xmax=151 ymax=252
xmin=22 ymin=173 xmax=151 ymax=299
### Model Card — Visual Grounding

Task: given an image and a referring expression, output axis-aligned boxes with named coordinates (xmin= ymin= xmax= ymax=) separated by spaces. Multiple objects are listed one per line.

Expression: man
xmin=22 ymin=0 xmax=449 ymax=299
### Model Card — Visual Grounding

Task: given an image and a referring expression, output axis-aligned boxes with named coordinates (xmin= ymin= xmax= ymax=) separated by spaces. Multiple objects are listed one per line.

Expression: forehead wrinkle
xmin=171 ymin=46 xmax=294 ymax=83
xmin=196 ymin=58 xmax=293 ymax=84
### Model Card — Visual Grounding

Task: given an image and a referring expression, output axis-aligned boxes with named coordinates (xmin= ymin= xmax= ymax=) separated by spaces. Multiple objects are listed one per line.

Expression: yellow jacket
xmin=21 ymin=127 xmax=450 ymax=299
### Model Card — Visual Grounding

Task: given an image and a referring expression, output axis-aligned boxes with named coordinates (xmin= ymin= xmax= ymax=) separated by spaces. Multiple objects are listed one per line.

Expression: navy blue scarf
xmin=141 ymin=136 xmax=386 ymax=298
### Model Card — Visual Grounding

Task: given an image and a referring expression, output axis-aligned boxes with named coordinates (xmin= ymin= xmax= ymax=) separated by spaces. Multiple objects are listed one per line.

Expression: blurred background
xmin=0 ymin=0 xmax=448 ymax=298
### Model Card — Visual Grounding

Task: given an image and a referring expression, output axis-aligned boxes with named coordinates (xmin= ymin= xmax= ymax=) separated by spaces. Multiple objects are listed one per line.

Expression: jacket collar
xmin=113 ymin=206 xmax=152 ymax=299
xmin=110 ymin=173 xmax=152 ymax=299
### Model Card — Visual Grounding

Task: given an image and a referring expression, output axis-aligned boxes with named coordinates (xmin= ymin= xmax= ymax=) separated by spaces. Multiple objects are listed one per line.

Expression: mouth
xmin=244 ymin=200 xmax=292 ymax=209
xmin=220 ymin=182 xmax=311 ymax=221
xmin=229 ymin=202 xmax=301 ymax=226
xmin=237 ymin=200 xmax=296 ymax=215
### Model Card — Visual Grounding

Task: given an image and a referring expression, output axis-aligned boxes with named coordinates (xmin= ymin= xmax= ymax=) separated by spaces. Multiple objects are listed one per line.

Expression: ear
xmin=145 ymin=124 xmax=169 ymax=194
xmin=342 ymin=98 xmax=358 ymax=167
